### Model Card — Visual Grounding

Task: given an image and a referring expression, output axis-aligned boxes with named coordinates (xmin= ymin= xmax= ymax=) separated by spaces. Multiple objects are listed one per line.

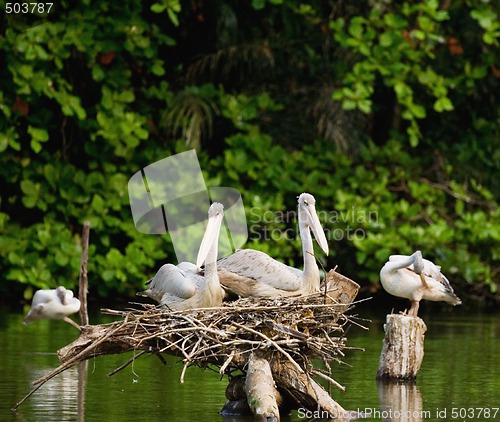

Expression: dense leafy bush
xmin=0 ymin=0 xmax=498 ymax=305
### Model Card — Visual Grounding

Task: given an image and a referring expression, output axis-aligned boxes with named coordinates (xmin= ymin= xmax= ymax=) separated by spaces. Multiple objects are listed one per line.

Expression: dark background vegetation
xmin=1 ymin=0 xmax=498 ymax=308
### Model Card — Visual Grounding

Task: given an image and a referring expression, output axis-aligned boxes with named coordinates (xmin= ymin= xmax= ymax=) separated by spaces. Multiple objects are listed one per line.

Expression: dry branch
xmin=78 ymin=221 xmax=90 ymax=326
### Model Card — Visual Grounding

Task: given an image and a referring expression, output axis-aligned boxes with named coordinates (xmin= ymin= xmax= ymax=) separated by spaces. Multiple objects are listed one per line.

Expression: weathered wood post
xmin=245 ymin=353 xmax=282 ymax=421
xmin=376 ymin=314 xmax=427 ymax=380
xmin=323 ymin=270 xmax=360 ymax=307
xmin=78 ymin=221 xmax=91 ymax=326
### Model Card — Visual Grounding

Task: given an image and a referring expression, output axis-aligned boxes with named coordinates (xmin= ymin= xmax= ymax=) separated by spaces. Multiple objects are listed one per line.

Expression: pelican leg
xmin=63 ymin=316 xmax=81 ymax=331
xmin=408 ymin=301 xmax=420 ymax=317
xmin=419 ymin=273 xmax=429 ymax=289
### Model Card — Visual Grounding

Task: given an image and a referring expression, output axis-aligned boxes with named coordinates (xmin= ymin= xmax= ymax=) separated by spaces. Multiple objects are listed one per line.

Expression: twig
xmin=232 ymin=322 xmax=304 ymax=374
xmin=219 ymin=350 xmax=236 ymax=374
xmin=311 ymin=369 xmax=345 ymax=392
xmin=107 ymin=350 xmax=147 ymax=376
xmin=180 ymin=361 xmax=189 ymax=384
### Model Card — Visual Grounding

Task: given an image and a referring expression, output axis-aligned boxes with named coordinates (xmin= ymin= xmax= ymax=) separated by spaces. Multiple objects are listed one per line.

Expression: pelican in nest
xmin=138 ymin=202 xmax=225 ymax=310
xmin=24 ymin=286 xmax=81 ymax=330
xmin=217 ymin=193 xmax=329 ymax=297
xmin=380 ymin=250 xmax=461 ymax=316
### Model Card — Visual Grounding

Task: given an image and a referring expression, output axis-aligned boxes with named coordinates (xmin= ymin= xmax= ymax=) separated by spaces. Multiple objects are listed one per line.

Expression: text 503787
xmin=5 ymin=3 xmax=53 ymax=14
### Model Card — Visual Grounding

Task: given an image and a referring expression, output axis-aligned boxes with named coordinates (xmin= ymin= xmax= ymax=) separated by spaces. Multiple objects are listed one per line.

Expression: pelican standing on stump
xmin=217 ymin=193 xmax=329 ymax=297
xmin=24 ymin=286 xmax=81 ymax=330
xmin=138 ymin=202 xmax=225 ymax=310
xmin=380 ymin=250 xmax=462 ymax=316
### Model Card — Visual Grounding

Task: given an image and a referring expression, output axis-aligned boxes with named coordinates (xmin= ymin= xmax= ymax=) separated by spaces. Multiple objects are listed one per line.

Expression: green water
xmin=1 ymin=306 xmax=499 ymax=421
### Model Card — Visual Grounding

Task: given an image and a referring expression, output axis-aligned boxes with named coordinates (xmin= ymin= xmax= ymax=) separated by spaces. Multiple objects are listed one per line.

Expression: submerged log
xmin=221 ymin=358 xmax=349 ymax=421
xmin=272 ymin=360 xmax=349 ymax=421
xmin=376 ymin=314 xmax=427 ymax=380
xmin=245 ymin=353 xmax=281 ymax=421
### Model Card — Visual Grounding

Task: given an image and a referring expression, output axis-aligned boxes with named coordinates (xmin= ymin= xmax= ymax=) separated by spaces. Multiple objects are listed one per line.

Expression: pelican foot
xmin=407 ymin=301 xmax=420 ymax=317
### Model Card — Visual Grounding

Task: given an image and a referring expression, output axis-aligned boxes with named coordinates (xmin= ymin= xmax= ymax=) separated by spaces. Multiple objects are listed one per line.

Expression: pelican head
xmin=196 ymin=202 xmax=224 ymax=269
xmin=297 ymin=193 xmax=329 ymax=255
xmin=412 ymin=250 xmax=424 ymax=274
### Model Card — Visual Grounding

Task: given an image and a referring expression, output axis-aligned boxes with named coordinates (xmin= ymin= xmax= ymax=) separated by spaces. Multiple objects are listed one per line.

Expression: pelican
xmin=217 ymin=193 xmax=329 ymax=297
xmin=138 ymin=202 xmax=225 ymax=310
xmin=23 ymin=286 xmax=81 ymax=330
xmin=380 ymin=250 xmax=462 ymax=316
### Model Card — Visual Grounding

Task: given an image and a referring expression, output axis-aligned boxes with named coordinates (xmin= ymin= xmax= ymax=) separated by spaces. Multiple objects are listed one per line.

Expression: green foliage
xmin=208 ymin=134 xmax=499 ymax=297
xmin=0 ymin=0 xmax=498 ymax=306
xmin=0 ymin=0 xmax=178 ymax=299
xmin=330 ymin=0 xmax=499 ymax=147
xmin=330 ymin=2 xmax=449 ymax=146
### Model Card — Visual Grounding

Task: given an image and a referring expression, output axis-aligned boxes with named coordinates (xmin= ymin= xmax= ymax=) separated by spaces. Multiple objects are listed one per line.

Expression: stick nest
xmin=92 ymin=290 xmax=361 ymax=382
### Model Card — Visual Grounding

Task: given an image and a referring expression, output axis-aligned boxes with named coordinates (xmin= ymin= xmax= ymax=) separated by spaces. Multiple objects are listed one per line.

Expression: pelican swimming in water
xmin=138 ymin=202 xmax=226 ymax=310
xmin=380 ymin=250 xmax=461 ymax=316
xmin=24 ymin=286 xmax=81 ymax=330
xmin=217 ymin=193 xmax=329 ymax=297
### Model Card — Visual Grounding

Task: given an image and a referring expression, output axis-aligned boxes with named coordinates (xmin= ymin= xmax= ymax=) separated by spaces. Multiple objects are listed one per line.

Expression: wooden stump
xmin=376 ymin=314 xmax=427 ymax=380
xmin=245 ymin=353 xmax=282 ymax=421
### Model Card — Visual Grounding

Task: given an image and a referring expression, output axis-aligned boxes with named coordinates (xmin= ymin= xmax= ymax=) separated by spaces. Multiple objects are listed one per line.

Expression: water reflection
xmin=26 ymin=361 xmax=88 ymax=422
xmin=28 ymin=365 xmax=79 ymax=421
xmin=77 ymin=361 xmax=88 ymax=422
xmin=2 ymin=310 xmax=500 ymax=421
xmin=377 ymin=380 xmax=423 ymax=422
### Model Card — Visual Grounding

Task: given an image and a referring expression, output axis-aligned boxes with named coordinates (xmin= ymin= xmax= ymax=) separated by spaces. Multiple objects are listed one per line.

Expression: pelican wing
xmin=218 ymin=249 xmax=303 ymax=292
xmin=178 ymin=262 xmax=198 ymax=272
xmin=31 ymin=289 xmax=56 ymax=307
xmin=147 ymin=264 xmax=197 ymax=301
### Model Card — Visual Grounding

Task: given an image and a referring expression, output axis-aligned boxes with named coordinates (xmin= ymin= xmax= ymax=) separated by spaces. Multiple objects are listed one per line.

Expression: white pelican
xmin=23 ymin=286 xmax=81 ymax=330
xmin=217 ymin=193 xmax=329 ymax=297
xmin=138 ymin=202 xmax=225 ymax=310
xmin=380 ymin=250 xmax=462 ymax=316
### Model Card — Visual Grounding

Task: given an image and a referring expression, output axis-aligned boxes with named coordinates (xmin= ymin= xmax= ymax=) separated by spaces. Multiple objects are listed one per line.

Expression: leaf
xmin=150 ymin=3 xmax=166 ymax=13
xmin=409 ymin=103 xmax=427 ymax=119
xmin=28 ymin=126 xmax=49 ymax=142
xmin=20 ymin=180 xmax=38 ymax=196
xmin=30 ymin=139 xmax=42 ymax=153
xmin=379 ymin=31 xmax=393 ymax=47
xmin=434 ymin=97 xmax=454 ymax=112
xmin=151 ymin=61 xmax=165 ymax=76
xmin=251 ymin=0 xmax=266 ymax=10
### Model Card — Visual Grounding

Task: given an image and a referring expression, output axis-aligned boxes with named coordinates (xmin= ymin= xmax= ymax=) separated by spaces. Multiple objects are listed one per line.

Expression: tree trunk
xmin=376 ymin=314 xmax=427 ymax=380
